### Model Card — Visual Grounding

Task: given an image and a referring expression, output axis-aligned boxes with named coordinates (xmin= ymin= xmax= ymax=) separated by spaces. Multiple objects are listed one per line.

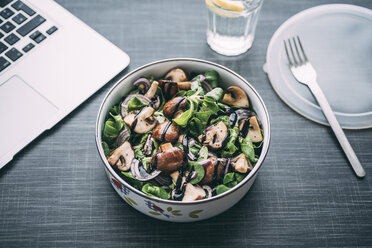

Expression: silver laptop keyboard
xmin=0 ymin=0 xmax=57 ymax=72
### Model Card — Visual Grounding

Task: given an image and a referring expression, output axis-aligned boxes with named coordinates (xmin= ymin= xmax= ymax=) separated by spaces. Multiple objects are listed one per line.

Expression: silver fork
xmin=284 ymin=36 xmax=366 ymax=178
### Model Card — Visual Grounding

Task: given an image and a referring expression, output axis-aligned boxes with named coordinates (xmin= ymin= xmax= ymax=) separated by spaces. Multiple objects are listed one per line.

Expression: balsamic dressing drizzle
xmin=172 ymin=152 xmax=190 ymax=201
xmin=170 ymin=97 xmax=186 ymax=118
xmin=239 ymin=119 xmax=250 ymax=137
xmin=161 ymin=121 xmax=173 ymax=141
xmin=150 ymin=152 xmax=159 ymax=171
xmin=211 ymin=160 xmax=221 ymax=186
xmin=130 ymin=108 xmax=145 ymax=131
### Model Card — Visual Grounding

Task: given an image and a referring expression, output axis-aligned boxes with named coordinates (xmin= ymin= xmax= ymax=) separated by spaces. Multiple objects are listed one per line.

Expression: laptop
xmin=0 ymin=0 xmax=130 ymax=168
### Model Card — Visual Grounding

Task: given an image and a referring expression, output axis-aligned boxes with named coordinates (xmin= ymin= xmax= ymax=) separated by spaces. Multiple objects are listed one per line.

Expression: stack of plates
xmin=264 ymin=4 xmax=372 ymax=129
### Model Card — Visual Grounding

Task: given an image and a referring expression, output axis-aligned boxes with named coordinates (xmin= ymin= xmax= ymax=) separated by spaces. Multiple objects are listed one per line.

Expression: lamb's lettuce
xmin=142 ymin=183 xmax=169 ymax=199
xmin=127 ymin=96 xmax=148 ymax=112
xmin=239 ymin=137 xmax=258 ymax=163
xmin=205 ymin=70 xmax=219 ymax=88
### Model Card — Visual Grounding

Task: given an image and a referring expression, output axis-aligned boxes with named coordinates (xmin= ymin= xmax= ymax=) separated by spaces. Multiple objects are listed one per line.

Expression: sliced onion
xmin=201 ymin=81 xmax=213 ymax=93
xmin=188 ymin=152 xmax=197 ymax=161
xmin=199 ymin=159 xmax=212 ymax=168
xmin=223 ymin=158 xmax=231 ymax=177
xmin=208 ymin=151 xmax=217 ymax=158
xmin=152 ymin=95 xmax=161 ymax=110
xmin=189 ymin=171 xmax=198 ymax=181
xmin=120 ymin=94 xmax=152 ymax=117
xmin=133 ymin=78 xmax=150 ymax=94
xmin=115 ymin=129 xmax=130 ymax=147
xmin=235 ymin=109 xmax=255 ymax=121
xmin=202 ymin=185 xmax=213 ymax=198
xmin=132 ymin=159 xmax=161 ymax=181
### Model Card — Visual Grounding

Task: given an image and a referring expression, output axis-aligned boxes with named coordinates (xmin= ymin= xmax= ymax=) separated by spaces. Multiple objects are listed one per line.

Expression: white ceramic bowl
xmin=96 ymin=58 xmax=270 ymax=222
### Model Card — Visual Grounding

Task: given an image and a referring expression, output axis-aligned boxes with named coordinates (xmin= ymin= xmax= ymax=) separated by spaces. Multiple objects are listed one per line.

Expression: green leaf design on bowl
xmin=171 ymin=210 xmax=182 ymax=216
xmin=188 ymin=210 xmax=203 ymax=218
xmin=124 ymin=196 xmax=137 ymax=206
xmin=148 ymin=211 xmax=162 ymax=216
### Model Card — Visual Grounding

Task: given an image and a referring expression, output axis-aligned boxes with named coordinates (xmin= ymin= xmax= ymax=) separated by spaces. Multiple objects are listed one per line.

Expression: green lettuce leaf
xmin=142 ymin=183 xmax=169 ymax=199
xmin=127 ymin=96 xmax=148 ymax=112
xmin=239 ymin=137 xmax=258 ymax=163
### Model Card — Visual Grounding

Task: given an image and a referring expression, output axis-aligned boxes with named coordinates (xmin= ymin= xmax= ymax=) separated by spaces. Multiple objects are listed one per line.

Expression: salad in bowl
xmin=101 ymin=67 xmax=263 ymax=202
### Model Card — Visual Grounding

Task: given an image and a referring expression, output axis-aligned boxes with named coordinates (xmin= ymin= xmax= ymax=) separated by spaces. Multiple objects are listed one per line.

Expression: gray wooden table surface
xmin=1 ymin=0 xmax=372 ymax=247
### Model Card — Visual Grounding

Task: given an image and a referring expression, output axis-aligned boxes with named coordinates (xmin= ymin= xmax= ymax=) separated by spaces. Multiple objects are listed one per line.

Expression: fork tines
xmin=284 ymin=36 xmax=308 ymax=67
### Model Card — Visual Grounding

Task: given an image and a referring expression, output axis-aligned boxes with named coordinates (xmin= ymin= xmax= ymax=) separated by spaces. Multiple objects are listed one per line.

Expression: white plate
xmin=264 ymin=4 xmax=372 ymax=129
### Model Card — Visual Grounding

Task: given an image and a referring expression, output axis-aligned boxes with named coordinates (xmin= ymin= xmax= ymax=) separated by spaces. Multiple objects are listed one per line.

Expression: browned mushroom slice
xmin=198 ymin=121 xmax=229 ymax=150
xmin=246 ymin=116 xmax=263 ymax=142
xmin=150 ymin=143 xmax=185 ymax=173
xmin=182 ymin=183 xmax=206 ymax=202
xmin=159 ymin=80 xmax=179 ymax=99
xmin=200 ymin=157 xmax=224 ymax=185
xmin=123 ymin=107 xmax=157 ymax=134
xmin=177 ymin=81 xmax=191 ymax=90
xmin=230 ymin=153 xmax=253 ymax=173
xmin=163 ymin=96 xmax=187 ymax=119
xmin=153 ymin=120 xmax=180 ymax=143
xmin=222 ymin=86 xmax=249 ymax=108
xmin=165 ymin=68 xmax=188 ymax=82
xmin=107 ymin=141 xmax=134 ymax=171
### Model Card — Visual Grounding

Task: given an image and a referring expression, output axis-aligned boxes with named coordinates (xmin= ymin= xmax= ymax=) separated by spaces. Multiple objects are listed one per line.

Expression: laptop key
xmin=0 ymin=8 xmax=14 ymax=19
xmin=29 ymin=30 xmax=40 ymax=39
xmin=0 ymin=42 xmax=8 ymax=53
xmin=12 ymin=13 xmax=26 ymax=24
xmin=33 ymin=33 xmax=45 ymax=43
xmin=16 ymin=14 xmax=45 ymax=36
xmin=0 ymin=21 xmax=15 ymax=33
xmin=22 ymin=42 xmax=34 ymax=52
xmin=5 ymin=47 xmax=22 ymax=61
xmin=0 ymin=0 xmax=13 ymax=8
xmin=0 ymin=32 xmax=4 ymax=39
xmin=11 ymin=1 xmax=35 ymax=16
xmin=46 ymin=26 xmax=57 ymax=35
xmin=0 ymin=56 xmax=10 ymax=72
xmin=4 ymin=33 xmax=19 ymax=45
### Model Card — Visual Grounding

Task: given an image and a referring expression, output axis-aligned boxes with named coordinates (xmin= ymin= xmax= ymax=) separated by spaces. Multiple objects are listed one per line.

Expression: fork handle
xmin=308 ymin=81 xmax=366 ymax=178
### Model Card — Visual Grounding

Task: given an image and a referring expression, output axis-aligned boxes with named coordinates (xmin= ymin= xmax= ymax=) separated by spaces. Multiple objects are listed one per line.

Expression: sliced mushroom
xmin=239 ymin=116 xmax=262 ymax=142
xmin=107 ymin=141 xmax=134 ymax=171
xmin=231 ymin=153 xmax=253 ymax=173
xmin=170 ymin=170 xmax=181 ymax=183
xmin=144 ymin=81 xmax=159 ymax=99
xmin=178 ymin=81 xmax=191 ymax=90
xmin=222 ymin=86 xmax=249 ymax=108
xmin=150 ymin=143 xmax=185 ymax=173
xmin=159 ymin=80 xmax=179 ymax=99
xmin=163 ymin=96 xmax=187 ymax=119
xmin=123 ymin=107 xmax=157 ymax=134
xmin=153 ymin=120 xmax=180 ymax=143
xmin=182 ymin=183 xmax=206 ymax=202
xmin=200 ymin=157 xmax=224 ymax=185
xmin=198 ymin=121 xmax=229 ymax=150
xmin=165 ymin=68 xmax=188 ymax=82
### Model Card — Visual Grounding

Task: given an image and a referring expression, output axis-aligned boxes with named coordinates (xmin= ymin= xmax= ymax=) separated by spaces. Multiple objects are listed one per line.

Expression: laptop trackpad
xmin=0 ymin=76 xmax=58 ymax=159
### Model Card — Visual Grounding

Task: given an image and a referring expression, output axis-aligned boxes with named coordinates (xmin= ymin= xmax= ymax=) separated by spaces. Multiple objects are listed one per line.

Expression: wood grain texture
xmin=1 ymin=0 xmax=371 ymax=247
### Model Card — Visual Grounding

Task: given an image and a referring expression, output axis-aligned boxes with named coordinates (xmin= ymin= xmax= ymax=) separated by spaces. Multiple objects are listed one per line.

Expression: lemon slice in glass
xmin=214 ymin=0 xmax=244 ymax=12
xmin=205 ymin=0 xmax=244 ymax=17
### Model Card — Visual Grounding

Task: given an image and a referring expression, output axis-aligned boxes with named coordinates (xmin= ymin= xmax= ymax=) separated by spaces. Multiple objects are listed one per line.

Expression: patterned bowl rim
xmin=95 ymin=58 xmax=271 ymax=205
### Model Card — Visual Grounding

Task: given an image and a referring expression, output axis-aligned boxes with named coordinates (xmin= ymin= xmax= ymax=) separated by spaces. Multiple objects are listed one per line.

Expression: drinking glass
xmin=206 ymin=0 xmax=263 ymax=56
